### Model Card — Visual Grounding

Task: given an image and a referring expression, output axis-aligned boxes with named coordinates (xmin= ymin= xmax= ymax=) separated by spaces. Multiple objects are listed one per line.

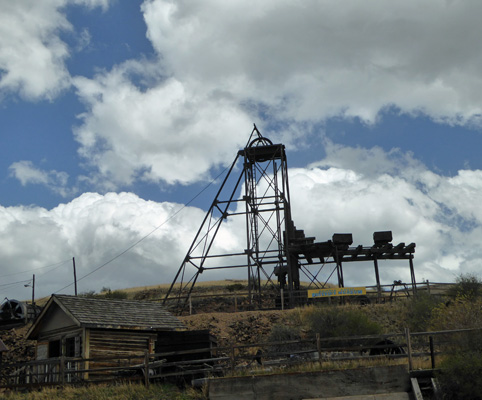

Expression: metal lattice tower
xmin=163 ymin=126 xmax=297 ymax=310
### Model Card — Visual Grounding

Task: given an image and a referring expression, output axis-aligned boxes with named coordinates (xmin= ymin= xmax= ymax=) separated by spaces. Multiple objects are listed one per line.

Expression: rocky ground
xmin=179 ymin=300 xmax=409 ymax=348
xmin=0 ymin=324 xmax=35 ymax=364
xmin=180 ymin=309 xmax=289 ymax=348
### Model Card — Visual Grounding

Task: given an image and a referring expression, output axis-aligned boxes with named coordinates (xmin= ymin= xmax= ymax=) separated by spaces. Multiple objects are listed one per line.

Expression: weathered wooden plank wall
xmin=88 ymin=330 xmax=155 ymax=378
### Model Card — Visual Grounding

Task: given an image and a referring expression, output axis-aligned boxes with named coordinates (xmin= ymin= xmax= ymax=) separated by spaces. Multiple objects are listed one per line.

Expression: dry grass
xmin=0 ymin=383 xmax=205 ymax=400
xmin=121 ymin=279 xmax=248 ymax=294
xmin=113 ymin=280 xmax=258 ymax=299
xmin=120 ymin=280 xmax=255 ymax=301
xmin=227 ymin=354 xmax=432 ymax=378
xmin=120 ymin=279 xmax=322 ymax=294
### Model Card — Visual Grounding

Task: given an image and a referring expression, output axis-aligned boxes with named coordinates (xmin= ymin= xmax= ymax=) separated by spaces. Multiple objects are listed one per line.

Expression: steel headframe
xmin=163 ymin=125 xmax=297 ymax=311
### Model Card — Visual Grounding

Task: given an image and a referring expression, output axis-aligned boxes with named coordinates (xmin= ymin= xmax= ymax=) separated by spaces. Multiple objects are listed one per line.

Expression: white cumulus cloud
xmin=73 ymin=62 xmax=253 ymax=188
xmin=0 ymin=192 xmax=206 ymax=299
xmin=68 ymin=0 xmax=482 ymax=188
xmin=0 ymin=0 xmax=110 ymax=101
xmin=9 ymin=160 xmax=70 ymax=197
xmin=141 ymin=0 xmax=482 ymax=125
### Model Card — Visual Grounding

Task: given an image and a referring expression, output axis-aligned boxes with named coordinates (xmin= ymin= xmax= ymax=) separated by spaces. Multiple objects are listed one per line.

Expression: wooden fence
xmin=1 ymin=326 xmax=480 ymax=391
xmin=161 ymin=281 xmax=453 ymax=315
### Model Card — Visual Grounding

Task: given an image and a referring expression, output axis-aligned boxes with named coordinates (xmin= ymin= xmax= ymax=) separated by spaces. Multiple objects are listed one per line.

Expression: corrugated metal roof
xmin=51 ymin=294 xmax=185 ymax=331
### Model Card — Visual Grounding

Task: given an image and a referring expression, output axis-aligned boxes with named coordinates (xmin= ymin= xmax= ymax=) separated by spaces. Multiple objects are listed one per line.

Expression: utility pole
xmin=73 ymin=257 xmax=78 ymax=296
xmin=31 ymin=274 xmax=35 ymax=306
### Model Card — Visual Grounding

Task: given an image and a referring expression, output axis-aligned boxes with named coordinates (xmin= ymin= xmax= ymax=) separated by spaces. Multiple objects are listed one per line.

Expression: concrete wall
xmin=208 ymin=365 xmax=410 ymax=400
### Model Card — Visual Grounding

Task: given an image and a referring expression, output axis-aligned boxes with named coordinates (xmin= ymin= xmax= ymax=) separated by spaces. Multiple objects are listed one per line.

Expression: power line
xmin=55 ymin=167 xmax=229 ymax=294
xmin=0 ymin=259 xmax=72 ymax=294
xmin=0 ymin=278 xmax=32 ymax=289
xmin=0 ymin=258 xmax=72 ymax=279
xmin=37 ymin=259 xmax=71 ymax=278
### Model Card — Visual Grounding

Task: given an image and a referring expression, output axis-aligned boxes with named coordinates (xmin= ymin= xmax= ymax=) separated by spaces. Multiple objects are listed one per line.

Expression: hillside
xmin=0 ymin=280 xmax=449 ymax=363
xmin=179 ymin=301 xmax=412 ymax=348
xmin=115 ymin=280 xmax=416 ymax=347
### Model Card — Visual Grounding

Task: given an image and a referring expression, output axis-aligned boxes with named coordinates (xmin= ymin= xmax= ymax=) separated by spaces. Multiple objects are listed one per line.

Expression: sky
xmin=2 ymin=0 xmax=482 ymax=301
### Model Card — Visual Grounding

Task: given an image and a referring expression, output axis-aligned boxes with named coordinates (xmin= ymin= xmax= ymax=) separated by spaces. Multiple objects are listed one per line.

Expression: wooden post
xmin=59 ymin=355 xmax=65 ymax=385
xmin=144 ymin=351 xmax=150 ymax=388
xmin=405 ymin=327 xmax=413 ymax=371
xmin=426 ymin=279 xmax=431 ymax=295
xmin=281 ymin=288 xmax=284 ymax=310
xmin=73 ymin=257 xmax=78 ymax=296
xmin=234 ymin=295 xmax=237 ymax=313
xmin=373 ymin=257 xmax=382 ymax=301
xmin=409 ymin=257 xmax=417 ymax=296
xmin=429 ymin=336 xmax=435 ymax=369
xmin=83 ymin=329 xmax=90 ymax=381
xmin=316 ymin=333 xmax=322 ymax=366
xmin=189 ymin=294 xmax=192 ymax=315
xmin=32 ymin=274 xmax=36 ymax=306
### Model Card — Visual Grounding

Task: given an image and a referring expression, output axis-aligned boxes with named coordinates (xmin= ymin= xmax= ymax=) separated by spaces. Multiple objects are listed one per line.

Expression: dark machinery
xmin=163 ymin=126 xmax=417 ymax=311
xmin=0 ymin=299 xmax=40 ymax=329
xmin=1 ymin=299 xmax=27 ymax=321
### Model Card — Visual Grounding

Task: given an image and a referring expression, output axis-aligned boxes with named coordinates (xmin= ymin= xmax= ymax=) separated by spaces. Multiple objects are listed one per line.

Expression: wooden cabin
xmin=26 ymin=294 xmax=186 ymax=381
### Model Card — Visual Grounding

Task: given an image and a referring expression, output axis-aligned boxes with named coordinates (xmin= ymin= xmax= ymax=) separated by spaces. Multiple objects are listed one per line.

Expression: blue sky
xmin=2 ymin=0 xmax=482 ymax=300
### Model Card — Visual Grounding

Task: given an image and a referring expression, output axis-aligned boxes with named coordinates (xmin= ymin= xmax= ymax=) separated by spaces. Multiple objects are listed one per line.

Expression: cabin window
xmin=49 ymin=340 xmax=61 ymax=358
xmin=65 ymin=337 xmax=75 ymax=357
xmin=65 ymin=336 xmax=81 ymax=357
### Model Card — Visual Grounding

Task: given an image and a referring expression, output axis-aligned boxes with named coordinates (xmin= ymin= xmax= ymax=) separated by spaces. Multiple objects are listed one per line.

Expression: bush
xmin=226 ymin=283 xmax=245 ymax=292
xmin=430 ymin=298 xmax=482 ymax=331
xmin=299 ymin=306 xmax=381 ymax=338
xmin=103 ymin=289 xmax=129 ymax=300
xmin=436 ymin=350 xmax=482 ymax=399
xmin=79 ymin=290 xmax=97 ymax=298
xmin=268 ymin=324 xmax=301 ymax=342
xmin=80 ymin=288 xmax=128 ymax=300
xmin=267 ymin=324 xmax=303 ymax=353
xmin=406 ymin=292 xmax=443 ymax=332
xmin=448 ymin=273 xmax=482 ymax=301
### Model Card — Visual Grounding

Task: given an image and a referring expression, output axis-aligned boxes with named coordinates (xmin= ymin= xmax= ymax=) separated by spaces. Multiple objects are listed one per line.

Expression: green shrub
xmin=268 ymin=324 xmax=300 ymax=341
xmin=103 ymin=289 xmax=128 ymax=299
xmin=79 ymin=289 xmax=128 ymax=300
xmin=436 ymin=350 xmax=482 ymax=399
xmin=226 ymin=283 xmax=245 ymax=292
xmin=267 ymin=323 xmax=303 ymax=353
xmin=430 ymin=298 xmax=482 ymax=331
xmin=79 ymin=290 xmax=97 ymax=298
xmin=448 ymin=273 xmax=482 ymax=301
xmin=300 ymin=306 xmax=381 ymax=338
xmin=406 ymin=292 xmax=443 ymax=332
